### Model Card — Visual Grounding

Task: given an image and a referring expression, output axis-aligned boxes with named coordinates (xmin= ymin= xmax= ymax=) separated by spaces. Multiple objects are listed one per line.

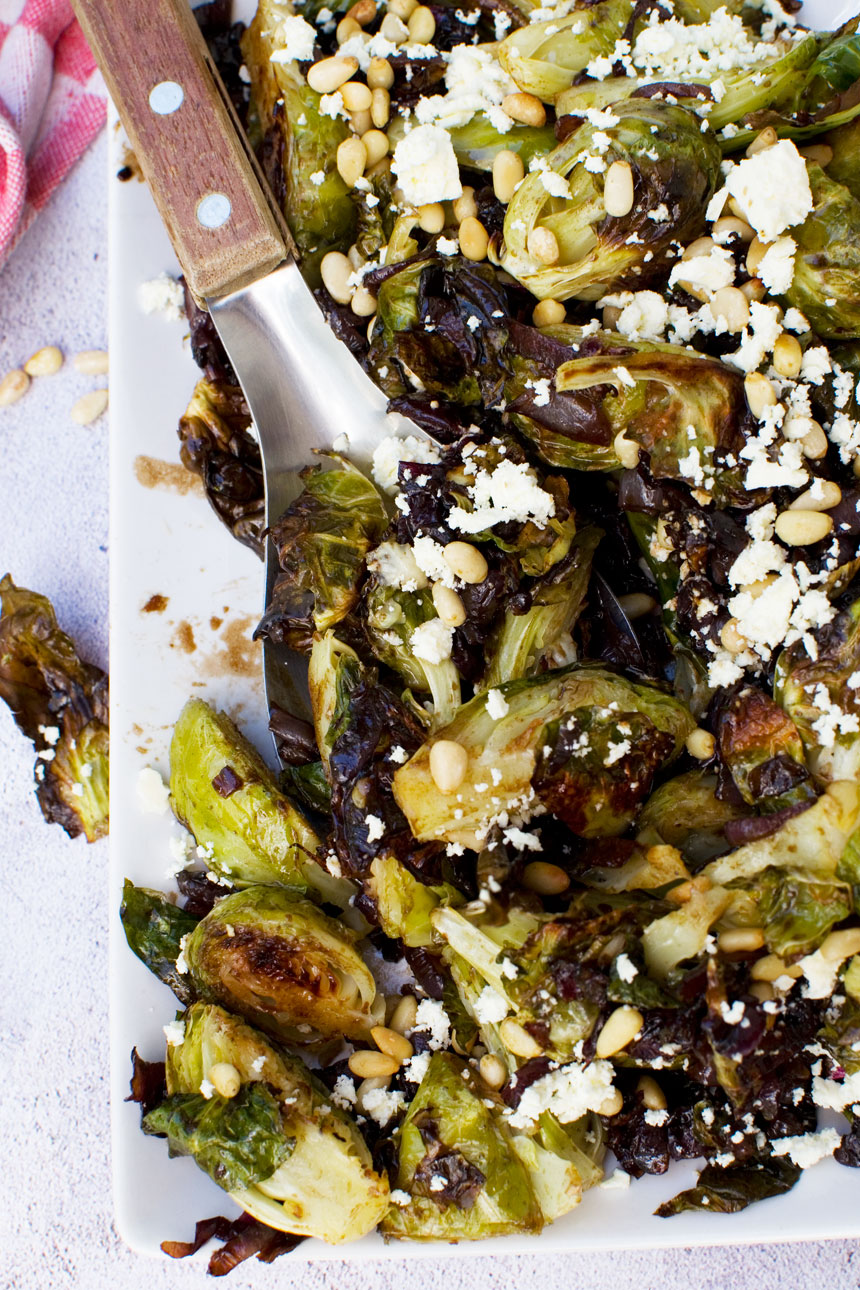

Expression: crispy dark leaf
xmin=126 ymin=1048 xmax=167 ymax=1119
xmin=655 ymin=1157 xmax=801 ymax=1217
xmin=120 ymin=879 xmax=200 ymax=1004
xmin=161 ymin=1211 xmax=304 ymax=1276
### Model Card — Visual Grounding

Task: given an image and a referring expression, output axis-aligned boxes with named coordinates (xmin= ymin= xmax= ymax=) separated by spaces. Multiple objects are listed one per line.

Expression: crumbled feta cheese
xmin=371 ymin=433 xmax=441 ymax=494
xmin=507 ymin=1059 xmax=617 ymax=1129
xmin=309 ymin=169 xmax=325 ymax=186
xmin=137 ymin=766 xmax=171 ymax=815
xmin=800 ymin=345 xmax=832 ymax=385
xmin=138 ymin=273 xmax=185 ymax=321
xmin=644 ymin=1108 xmax=668 ymax=1126
xmin=362 ymin=1086 xmax=407 ymax=1125
xmin=411 ymin=535 xmax=456 ymax=588
xmin=601 ymin=289 xmax=669 ymax=341
xmin=486 ymin=689 xmax=509 ymax=720
xmin=368 ymin=541 xmax=429 ymax=592
xmin=448 ymin=459 xmax=555 ymax=533
xmin=199 ymin=1079 xmax=216 ymax=1100
xmin=270 ymin=14 xmax=316 ymax=62
xmin=392 ymin=124 xmax=463 ymax=206
xmin=414 ymin=998 xmax=451 ymax=1049
xmin=720 ymin=999 xmax=746 ymax=1025
xmin=725 ymin=301 xmax=784 ymax=375
xmin=473 ymin=985 xmax=510 ymax=1024
xmin=798 ymin=947 xmax=841 ymax=999
xmin=782 ymin=307 xmax=809 ymax=334
xmin=411 ymin=617 xmax=454 ymax=664
xmin=390 ymin=1188 xmax=412 ymax=1206
xmin=632 ymin=11 xmax=782 ymax=82
xmin=414 ymin=44 xmax=516 ymax=133
xmin=725 ymin=141 xmax=813 ymax=243
xmin=403 ymin=1050 xmax=431 ymax=1085
xmin=365 ymin=813 xmax=385 ymax=843
xmin=669 ymin=244 xmax=734 ymax=297
xmin=319 ymin=91 xmax=349 ymax=120
xmin=770 ymin=1127 xmax=840 ymax=1169
xmin=437 ymin=235 xmax=459 ymax=255
xmin=389 ymin=745 xmax=409 ymax=764
xmin=332 ymin=1075 xmax=358 ymax=1109
xmin=163 ymin=1019 xmax=185 ymax=1047
xmin=614 ymin=953 xmax=638 ymax=983
xmin=525 ymin=377 xmax=552 ymax=407
xmin=757 ymin=235 xmax=796 ymax=295
xmin=38 ymin=724 xmax=60 ymax=745
xmin=502 ymin=826 xmax=542 ymax=851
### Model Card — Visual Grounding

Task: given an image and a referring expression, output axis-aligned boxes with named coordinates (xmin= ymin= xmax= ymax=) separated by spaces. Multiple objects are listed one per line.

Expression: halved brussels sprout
xmin=120 ymin=879 xmax=199 ymax=1005
xmin=713 ymin=685 xmax=815 ymax=814
xmin=364 ymin=853 xmax=463 ymax=948
xmin=636 ymin=770 xmax=746 ymax=866
xmin=364 ymin=582 xmax=461 ymax=727
xmin=497 ymin=2 xmax=635 ymax=102
xmin=784 ymin=166 xmax=860 ymax=339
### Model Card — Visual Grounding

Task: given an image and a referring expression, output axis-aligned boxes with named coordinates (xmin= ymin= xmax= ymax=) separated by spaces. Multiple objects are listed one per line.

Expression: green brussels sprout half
xmin=184 ymin=886 xmax=379 ymax=1043
xmin=120 ymin=880 xmax=199 ymax=1005
xmin=164 ymin=1003 xmax=390 ymax=1242
xmin=826 ymin=116 xmax=860 ymax=199
xmin=735 ymin=867 xmax=853 ymax=959
xmin=364 ymin=853 xmax=464 ymax=948
xmin=636 ymin=770 xmax=747 ymax=867
xmin=713 ymin=685 xmax=816 ymax=814
xmin=393 ymin=664 xmax=694 ymax=850
xmin=364 ymin=582 xmax=461 ymax=728
xmin=500 ymin=100 xmax=721 ymax=302
xmin=307 ymin=631 xmax=363 ymax=772
xmin=497 ymin=2 xmax=635 ymax=102
xmin=447 ymin=119 xmax=557 ymax=172
xmin=168 ymin=698 xmax=351 ymax=906
xmin=382 ymin=1051 xmax=544 ymax=1240
xmin=783 ymin=166 xmax=860 ymax=340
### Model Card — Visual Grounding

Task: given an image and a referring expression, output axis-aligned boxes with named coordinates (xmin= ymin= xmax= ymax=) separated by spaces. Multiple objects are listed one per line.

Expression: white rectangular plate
xmin=110 ymin=0 xmax=860 ymax=1263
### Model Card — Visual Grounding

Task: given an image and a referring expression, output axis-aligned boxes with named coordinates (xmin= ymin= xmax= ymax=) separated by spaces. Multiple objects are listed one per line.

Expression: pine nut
xmin=349 ymin=1049 xmax=401 ymax=1078
xmin=209 ymin=1062 xmax=241 ymax=1098
xmin=371 ymin=1024 xmax=414 ymax=1061
xmin=720 ymin=618 xmax=746 ymax=653
xmin=744 ymin=371 xmax=777 ymax=419
xmin=0 ymin=369 xmax=30 ymax=406
xmin=709 ymin=286 xmax=749 ymax=333
xmin=307 ymin=55 xmax=359 ymax=93
xmin=347 ymin=243 xmax=364 ymax=272
xmin=432 ymin=582 xmax=466 ymax=627
xmin=740 ymin=277 xmax=766 ymax=303
xmin=683 ymin=235 xmax=715 ymax=261
xmin=458 ymin=216 xmax=489 ymax=261
xmin=598 ymin=1088 xmax=624 ymax=1117
xmin=365 ymin=89 xmax=389 ymax=131
xmin=387 ymin=0 xmax=417 ymax=17
xmin=380 ymin=11 xmax=409 ymax=41
xmin=686 ymin=728 xmax=715 ymax=760
xmin=499 ymin=1018 xmax=543 ymax=1058
xmin=74 ymin=349 xmax=109 ymax=375
xmin=337 ymin=136 xmax=369 ymax=188
xmin=24 ymin=345 xmax=63 ymax=376
xmin=71 ymin=388 xmax=108 ymax=425
xmin=443 ymin=540 xmax=488 ymax=583
xmin=718 ymin=927 xmax=765 ymax=954
xmin=613 ymin=430 xmax=640 ymax=469
xmin=347 ymin=0 xmax=376 ymax=23
xmin=790 ymin=481 xmax=842 ymax=512
xmin=772 ymin=333 xmax=803 ymax=379
xmin=389 ymin=993 xmax=418 ymax=1034
xmin=743 ymin=574 xmax=777 ymax=598
xmin=367 ymin=57 xmax=394 ymax=89
xmin=501 ymin=91 xmax=546 ymax=127
xmin=361 ymin=129 xmax=389 ymax=167
xmin=479 ymin=1054 xmax=508 ymax=1089
xmin=407 ymin=4 xmax=435 ymax=41
xmin=533 ymin=298 xmax=565 ymax=326
xmin=351 ymin=104 xmax=373 ymax=135
xmin=800 ymin=143 xmax=833 ymax=167
xmin=356 ymin=1075 xmax=389 ymax=1110
xmin=341 ymin=80 xmax=372 ymax=112
xmin=429 ymin=739 xmax=469 ymax=793
xmin=351 ymin=286 xmax=377 ymax=316
xmin=595 ymin=1006 xmax=644 ymax=1058
xmin=603 ymin=161 xmax=634 ymax=217
xmin=617 ymin=592 xmax=656 ymax=620
xmin=750 ymin=980 xmax=774 ymax=1003
xmin=746 ymin=236 xmax=767 ymax=276
xmin=603 ymin=304 xmax=622 ymax=330
xmin=636 ymin=1075 xmax=666 ymax=1111
xmin=713 ymin=216 xmax=754 ymax=244
xmin=800 ymin=423 xmax=829 ymax=459
xmin=774 ymin=509 xmax=833 ymax=546
xmin=417 ymin=202 xmax=445 ymax=233
xmin=320 ymin=251 xmax=354 ymax=304
xmin=523 ymin=861 xmax=570 ymax=895
xmin=746 ymin=126 xmax=778 ymax=157
xmin=751 ymin=954 xmax=802 ymax=982
xmin=453 ymin=187 xmax=478 ymax=224
xmin=492 ymin=149 xmax=524 ymax=205
xmin=337 ymin=15 xmax=362 ymax=42
xmin=819 ymin=928 xmax=860 ymax=963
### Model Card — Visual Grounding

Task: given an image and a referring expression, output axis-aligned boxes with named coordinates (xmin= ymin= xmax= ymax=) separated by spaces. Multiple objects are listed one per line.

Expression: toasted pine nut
xmin=367 ymin=56 xmax=394 ymax=89
xmin=774 ymin=509 xmax=833 ymax=546
xmin=740 ymin=277 xmax=767 ymax=303
xmin=362 ymin=128 xmax=389 ymax=167
xmin=350 ymin=106 xmax=373 ymax=136
xmin=790 ymin=480 xmax=842 ymax=512
xmin=686 ymin=728 xmax=715 ymax=760
xmin=417 ymin=202 xmax=445 ymax=233
xmin=744 ymin=371 xmax=777 ymax=419
xmin=0 ymin=369 xmax=30 ymax=407
xmin=617 ymin=592 xmax=656 ymax=620
xmin=443 ymin=540 xmax=488 ymax=583
xmin=307 ymin=55 xmax=359 ymax=94
xmin=613 ymin=430 xmax=640 ymax=470
xmin=429 ymin=739 xmax=469 ymax=794
xmin=746 ymin=126 xmax=778 ymax=156
xmin=523 ymin=861 xmax=570 ymax=895
xmin=453 ymin=187 xmax=478 ymax=224
xmin=348 ymin=0 xmax=376 ymax=24
xmin=371 ymin=1024 xmax=414 ymax=1062
xmin=320 ymin=251 xmax=354 ymax=304
xmin=637 ymin=1074 xmax=666 ymax=1111
xmin=718 ymin=927 xmax=765 ymax=954
xmin=598 ymin=1088 xmax=624 ymax=1117
xmin=800 ymin=143 xmax=833 ymax=167
xmin=772 ymin=333 xmax=803 ymax=379
xmin=751 ymin=954 xmax=802 ymax=982
xmin=709 ymin=286 xmax=749 ymax=333
xmin=367 ymin=88 xmax=390 ymax=131
xmin=74 ymin=349 xmax=109 ymax=375
xmin=595 ymin=1005 xmax=644 ymax=1058
xmin=683 ymin=235 xmax=715 ymax=261
xmin=800 ymin=423 xmax=829 ymax=459
xmin=602 ymin=304 xmax=622 ymax=330
xmin=387 ymin=0 xmax=417 ymax=17
xmin=380 ymin=11 xmax=409 ymax=41
xmin=501 ymin=91 xmax=546 ymax=127
xmin=720 ymin=618 xmax=746 ymax=654
xmin=71 ymin=388 xmax=108 ymax=425
xmin=492 ymin=149 xmax=524 ymax=205
xmin=24 ymin=345 xmax=63 ymax=377
xmin=499 ymin=1018 xmax=543 ymax=1058
xmin=356 ymin=1075 xmax=389 ymax=1109
xmin=209 ymin=1062 xmax=241 ymax=1098
xmin=819 ymin=928 xmax=860 ymax=963
xmin=458 ymin=216 xmax=489 ymax=261
xmin=341 ymin=80 xmax=372 ymax=112
xmin=432 ymin=582 xmax=466 ymax=627
xmin=712 ymin=216 xmax=755 ymax=244
xmin=407 ymin=4 xmax=435 ymax=41
xmin=337 ymin=136 xmax=368 ymax=187
xmin=337 ymin=16 xmax=362 ymax=42
xmin=479 ymin=1054 xmax=508 ymax=1089
xmin=532 ymin=298 xmax=566 ymax=326
xmin=750 ymin=980 xmax=775 ymax=1003
xmin=389 ymin=993 xmax=418 ymax=1035
xmin=349 ymin=1049 xmax=401 ymax=1078
xmin=603 ymin=161 xmax=634 ymax=217
xmin=351 ymin=286 xmax=377 ymax=316
xmin=746 ymin=236 xmax=767 ymax=276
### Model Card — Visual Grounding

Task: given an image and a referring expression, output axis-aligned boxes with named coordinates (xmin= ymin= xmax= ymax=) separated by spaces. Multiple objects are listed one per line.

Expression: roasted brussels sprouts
xmin=734 ymin=868 xmax=853 ymax=958
xmin=497 ymin=2 xmax=635 ymax=102
xmin=783 ymin=166 xmax=860 ymax=340
xmin=713 ymin=685 xmax=815 ymax=814
xmin=159 ymin=1003 xmax=389 ymax=1242
xmin=184 ymin=886 xmax=379 ymax=1042
xmin=364 ymin=853 xmax=463 ymax=947
xmin=636 ymin=770 xmax=746 ymax=866
xmin=120 ymin=880 xmax=199 ymax=1005
xmin=364 ymin=582 xmax=461 ymax=727
xmin=0 ymin=575 xmax=109 ymax=841
xmin=500 ymin=100 xmax=721 ymax=302
xmin=826 ymin=117 xmax=860 ymax=199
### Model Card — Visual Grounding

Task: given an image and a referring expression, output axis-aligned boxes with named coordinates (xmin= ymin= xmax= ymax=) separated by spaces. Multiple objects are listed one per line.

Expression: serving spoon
xmin=74 ymin=0 xmax=419 ymax=726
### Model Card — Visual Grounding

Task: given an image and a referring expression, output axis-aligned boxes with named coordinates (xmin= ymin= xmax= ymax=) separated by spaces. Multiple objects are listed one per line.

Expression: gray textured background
xmin=2 ymin=131 xmax=859 ymax=1289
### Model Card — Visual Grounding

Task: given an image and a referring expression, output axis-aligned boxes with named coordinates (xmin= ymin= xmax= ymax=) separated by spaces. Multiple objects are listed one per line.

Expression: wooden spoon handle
xmin=73 ymin=0 xmax=291 ymax=300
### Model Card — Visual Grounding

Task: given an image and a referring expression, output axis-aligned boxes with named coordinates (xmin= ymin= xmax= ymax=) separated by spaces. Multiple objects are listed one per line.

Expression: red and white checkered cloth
xmin=0 ymin=0 xmax=106 ymax=269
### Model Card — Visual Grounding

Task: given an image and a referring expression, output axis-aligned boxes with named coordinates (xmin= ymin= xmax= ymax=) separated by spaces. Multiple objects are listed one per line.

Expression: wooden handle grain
xmin=73 ymin=0 xmax=291 ymax=300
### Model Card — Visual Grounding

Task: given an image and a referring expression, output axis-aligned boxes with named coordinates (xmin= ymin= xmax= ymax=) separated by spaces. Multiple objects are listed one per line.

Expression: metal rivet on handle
xmin=196 ymin=193 xmax=232 ymax=229
xmin=148 ymin=81 xmax=184 ymax=115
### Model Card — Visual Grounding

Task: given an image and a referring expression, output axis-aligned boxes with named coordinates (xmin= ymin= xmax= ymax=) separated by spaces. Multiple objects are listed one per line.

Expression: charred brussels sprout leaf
xmin=144 ymin=1083 xmax=293 ymax=1193
xmin=365 ymin=854 xmax=463 ymax=948
xmin=0 ymin=575 xmax=109 ymax=841
xmin=184 ymin=886 xmax=378 ymax=1043
xmin=637 ymin=771 xmax=747 ymax=867
xmin=382 ymin=1052 xmax=543 ymax=1240
xmin=120 ymin=880 xmax=200 ymax=1004
xmin=826 ymin=116 xmax=860 ymax=200
xmin=497 ymin=2 xmax=634 ymax=102
xmin=260 ymin=456 xmax=388 ymax=647
xmin=446 ymin=118 xmax=556 ymax=171
xmin=784 ymin=167 xmax=860 ymax=340
xmin=752 ymin=868 xmax=853 ymax=958
xmin=167 ymin=1003 xmax=390 ymax=1242
xmin=501 ymin=100 xmax=721 ymax=302
xmin=655 ymin=1157 xmax=801 ymax=1217
xmin=714 ymin=685 xmax=815 ymax=814
xmin=364 ymin=582 xmax=461 ymax=727
xmin=279 ymin=761 xmax=332 ymax=815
